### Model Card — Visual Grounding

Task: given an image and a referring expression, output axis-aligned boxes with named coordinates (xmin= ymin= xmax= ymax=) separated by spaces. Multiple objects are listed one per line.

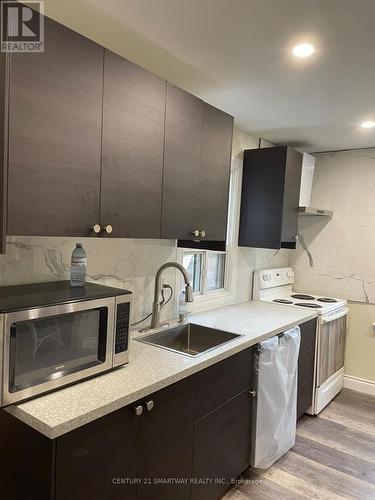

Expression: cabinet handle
xmin=93 ymin=224 xmax=113 ymax=234
xmin=91 ymin=224 xmax=101 ymax=234
xmin=192 ymin=230 xmax=200 ymax=238
xmin=134 ymin=405 xmax=143 ymax=416
xmin=199 ymin=230 xmax=206 ymax=238
xmin=145 ymin=400 xmax=154 ymax=412
xmin=249 ymin=390 xmax=256 ymax=398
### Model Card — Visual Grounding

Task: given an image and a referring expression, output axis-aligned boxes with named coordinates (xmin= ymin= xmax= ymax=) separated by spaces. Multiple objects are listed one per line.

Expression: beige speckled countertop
xmin=5 ymin=301 xmax=316 ymax=439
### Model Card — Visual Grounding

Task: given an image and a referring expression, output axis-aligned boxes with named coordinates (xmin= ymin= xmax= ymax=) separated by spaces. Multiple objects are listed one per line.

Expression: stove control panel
xmin=257 ymin=267 xmax=295 ymax=290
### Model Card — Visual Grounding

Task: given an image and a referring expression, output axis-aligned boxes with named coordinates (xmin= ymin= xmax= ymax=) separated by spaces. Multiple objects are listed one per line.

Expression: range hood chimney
xmin=299 ymin=153 xmax=332 ymax=217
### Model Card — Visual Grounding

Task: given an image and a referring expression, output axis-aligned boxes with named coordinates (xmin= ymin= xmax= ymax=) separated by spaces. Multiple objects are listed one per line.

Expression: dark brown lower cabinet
xmin=136 ymin=377 xmax=195 ymax=500
xmin=55 ymin=404 xmax=139 ymax=500
xmin=191 ymin=390 xmax=253 ymax=500
xmin=0 ymin=409 xmax=54 ymax=500
xmin=55 ymin=377 xmax=195 ymax=500
xmin=297 ymin=318 xmax=317 ymax=419
xmin=2 ymin=344 xmax=330 ymax=500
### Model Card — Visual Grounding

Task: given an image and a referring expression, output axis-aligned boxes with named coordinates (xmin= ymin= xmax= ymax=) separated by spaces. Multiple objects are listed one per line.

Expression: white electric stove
xmin=253 ymin=267 xmax=348 ymax=414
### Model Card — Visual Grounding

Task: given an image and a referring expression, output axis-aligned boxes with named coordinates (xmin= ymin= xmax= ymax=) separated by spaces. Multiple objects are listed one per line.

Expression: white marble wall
xmin=289 ymin=148 xmax=375 ymax=303
xmin=235 ymin=247 xmax=289 ymax=301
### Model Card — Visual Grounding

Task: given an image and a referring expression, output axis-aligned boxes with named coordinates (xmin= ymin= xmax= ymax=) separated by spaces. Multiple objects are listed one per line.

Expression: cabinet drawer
xmin=194 ymin=348 xmax=253 ymax=420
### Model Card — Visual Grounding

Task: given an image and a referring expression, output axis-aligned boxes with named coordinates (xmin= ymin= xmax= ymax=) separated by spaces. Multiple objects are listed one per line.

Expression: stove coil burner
xmin=273 ymin=299 xmax=293 ymax=304
xmin=291 ymin=294 xmax=316 ymax=300
xmin=317 ymin=297 xmax=337 ymax=303
xmin=295 ymin=302 xmax=322 ymax=309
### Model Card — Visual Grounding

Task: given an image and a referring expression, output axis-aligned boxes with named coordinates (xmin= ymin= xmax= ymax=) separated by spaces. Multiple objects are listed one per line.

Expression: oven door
xmin=316 ymin=307 xmax=348 ymax=387
xmin=2 ymin=298 xmax=115 ymax=406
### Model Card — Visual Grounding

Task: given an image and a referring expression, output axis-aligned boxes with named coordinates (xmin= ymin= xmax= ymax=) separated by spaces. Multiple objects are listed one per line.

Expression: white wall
xmin=290 ymin=148 xmax=375 ymax=302
xmin=289 ymin=148 xmax=375 ymax=384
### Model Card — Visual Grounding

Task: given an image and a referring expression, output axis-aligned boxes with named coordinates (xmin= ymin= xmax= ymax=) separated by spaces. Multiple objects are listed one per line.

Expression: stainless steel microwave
xmin=0 ymin=281 xmax=132 ymax=406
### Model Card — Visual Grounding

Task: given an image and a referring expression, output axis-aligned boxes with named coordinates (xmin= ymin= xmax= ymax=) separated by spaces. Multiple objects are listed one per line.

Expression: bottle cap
xmin=76 ymin=243 xmax=83 ymax=248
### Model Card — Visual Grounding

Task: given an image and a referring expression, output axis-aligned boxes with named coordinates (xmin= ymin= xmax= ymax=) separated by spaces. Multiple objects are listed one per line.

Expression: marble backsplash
xmin=2 ymin=236 xmax=177 ymax=323
xmin=289 ymin=148 xmax=375 ymax=303
xmin=0 ymin=235 xmax=288 ymax=323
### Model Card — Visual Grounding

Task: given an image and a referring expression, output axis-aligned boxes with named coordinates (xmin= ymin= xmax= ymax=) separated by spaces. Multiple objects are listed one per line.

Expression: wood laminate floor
xmin=224 ymin=389 xmax=375 ymax=499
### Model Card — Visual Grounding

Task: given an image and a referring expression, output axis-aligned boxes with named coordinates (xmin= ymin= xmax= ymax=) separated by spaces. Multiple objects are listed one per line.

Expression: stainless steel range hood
xmin=299 ymin=153 xmax=332 ymax=217
xmin=298 ymin=206 xmax=333 ymax=217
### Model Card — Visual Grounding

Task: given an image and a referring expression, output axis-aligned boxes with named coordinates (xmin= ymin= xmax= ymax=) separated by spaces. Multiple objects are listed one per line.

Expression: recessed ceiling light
xmin=292 ymin=43 xmax=315 ymax=58
xmin=361 ymin=120 xmax=375 ymax=129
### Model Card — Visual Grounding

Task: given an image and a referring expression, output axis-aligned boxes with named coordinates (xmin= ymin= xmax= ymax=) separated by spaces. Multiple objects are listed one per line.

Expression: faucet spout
xmin=150 ymin=262 xmax=193 ymax=330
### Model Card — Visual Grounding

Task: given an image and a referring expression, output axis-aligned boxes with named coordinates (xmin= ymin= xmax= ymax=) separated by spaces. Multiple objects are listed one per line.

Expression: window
xmin=183 ymin=250 xmax=226 ymax=296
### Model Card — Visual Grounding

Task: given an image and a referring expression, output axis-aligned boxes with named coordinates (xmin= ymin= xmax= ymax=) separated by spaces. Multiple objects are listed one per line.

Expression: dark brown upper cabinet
xmin=0 ymin=12 xmax=234 ymax=248
xmin=162 ymin=84 xmax=233 ymax=243
xmin=6 ymin=17 xmax=104 ymax=238
xmin=199 ymin=104 xmax=233 ymax=241
xmin=0 ymin=50 xmax=8 ymax=253
xmin=161 ymin=84 xmax=203 ymax=240
xmin=101 ymin=52 xmax=166 ymax=239
xmin=238 ymin=146 xmax=302 ymax=249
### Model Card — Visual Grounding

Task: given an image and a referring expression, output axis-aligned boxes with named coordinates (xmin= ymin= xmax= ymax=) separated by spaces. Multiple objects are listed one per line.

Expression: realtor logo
xmin=1 ymin=1 xmax=44 ymax=52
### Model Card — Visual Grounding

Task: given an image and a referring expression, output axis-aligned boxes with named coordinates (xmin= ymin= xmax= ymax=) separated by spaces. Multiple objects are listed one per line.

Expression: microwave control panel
xmin=115 ymin=302 xmax=130 ymax=354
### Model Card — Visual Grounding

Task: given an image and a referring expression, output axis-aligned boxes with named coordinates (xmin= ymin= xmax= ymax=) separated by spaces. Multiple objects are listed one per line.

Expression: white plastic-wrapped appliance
xmin=250 ymin=326 xmax=301 ymax=469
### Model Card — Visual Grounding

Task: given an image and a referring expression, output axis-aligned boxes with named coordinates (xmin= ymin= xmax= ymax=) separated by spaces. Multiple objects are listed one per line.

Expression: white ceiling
xmin=84 ymin=0 xmax=375 ymax=152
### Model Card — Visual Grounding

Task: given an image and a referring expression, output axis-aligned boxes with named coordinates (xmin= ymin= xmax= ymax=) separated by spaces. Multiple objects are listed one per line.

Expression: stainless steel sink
xmin=135 ymin=323 xmax=242 ymax=357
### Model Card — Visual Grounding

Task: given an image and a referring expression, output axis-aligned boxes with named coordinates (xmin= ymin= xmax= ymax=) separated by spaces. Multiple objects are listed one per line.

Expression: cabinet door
xmin=0 ymin=409 xmax=55 ymax=500
xmin=297 ymin=318 xmax=317 ymax=419
xmin=239 ymin=146 xmax=302 ymax=249
xmin=191 ymin=390 xmax=252 ymax=500
xmin=161 ymin=83 xmax=203 ymax=239
xmin=7 ymin=17 xmax=103 ymax=237
xmin=239 ymin=147 xmax=286 ymax=249
xmin=137 ymin=377 xmax=195 ymax=500
xmin=199 ymin=104 xmax=233 ymax=241
xmin=55 ymin=406 xmax=139 ymax=500
xmin=0 ymin=51 xmax=8 ymax=253
xmin=101 ymin=52 xmax=165 ymax=238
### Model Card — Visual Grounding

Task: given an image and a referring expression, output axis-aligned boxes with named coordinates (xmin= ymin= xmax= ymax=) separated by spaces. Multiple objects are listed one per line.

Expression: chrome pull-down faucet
xmin=150 ymin=262 xmax=193 ymax=330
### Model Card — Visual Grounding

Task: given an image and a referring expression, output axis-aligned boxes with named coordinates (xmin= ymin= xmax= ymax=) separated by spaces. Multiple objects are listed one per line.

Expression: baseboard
xmin=343 ymin=375 xmax=375 ymax=396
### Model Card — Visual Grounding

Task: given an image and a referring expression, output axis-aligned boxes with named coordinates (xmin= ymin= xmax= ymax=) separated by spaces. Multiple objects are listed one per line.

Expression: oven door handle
xmin=321 ymin=307 xmax=349 ymax=325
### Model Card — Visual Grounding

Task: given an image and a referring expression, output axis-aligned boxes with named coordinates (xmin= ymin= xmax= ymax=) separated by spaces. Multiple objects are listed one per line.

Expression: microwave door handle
xmin=321 ymin=307 xmax=349 ymax=325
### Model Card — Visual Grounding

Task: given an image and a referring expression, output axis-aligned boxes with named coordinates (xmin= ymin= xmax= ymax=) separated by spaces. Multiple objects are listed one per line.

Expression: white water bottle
xmin=70 ymin=243 xmax=87 ymax=287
